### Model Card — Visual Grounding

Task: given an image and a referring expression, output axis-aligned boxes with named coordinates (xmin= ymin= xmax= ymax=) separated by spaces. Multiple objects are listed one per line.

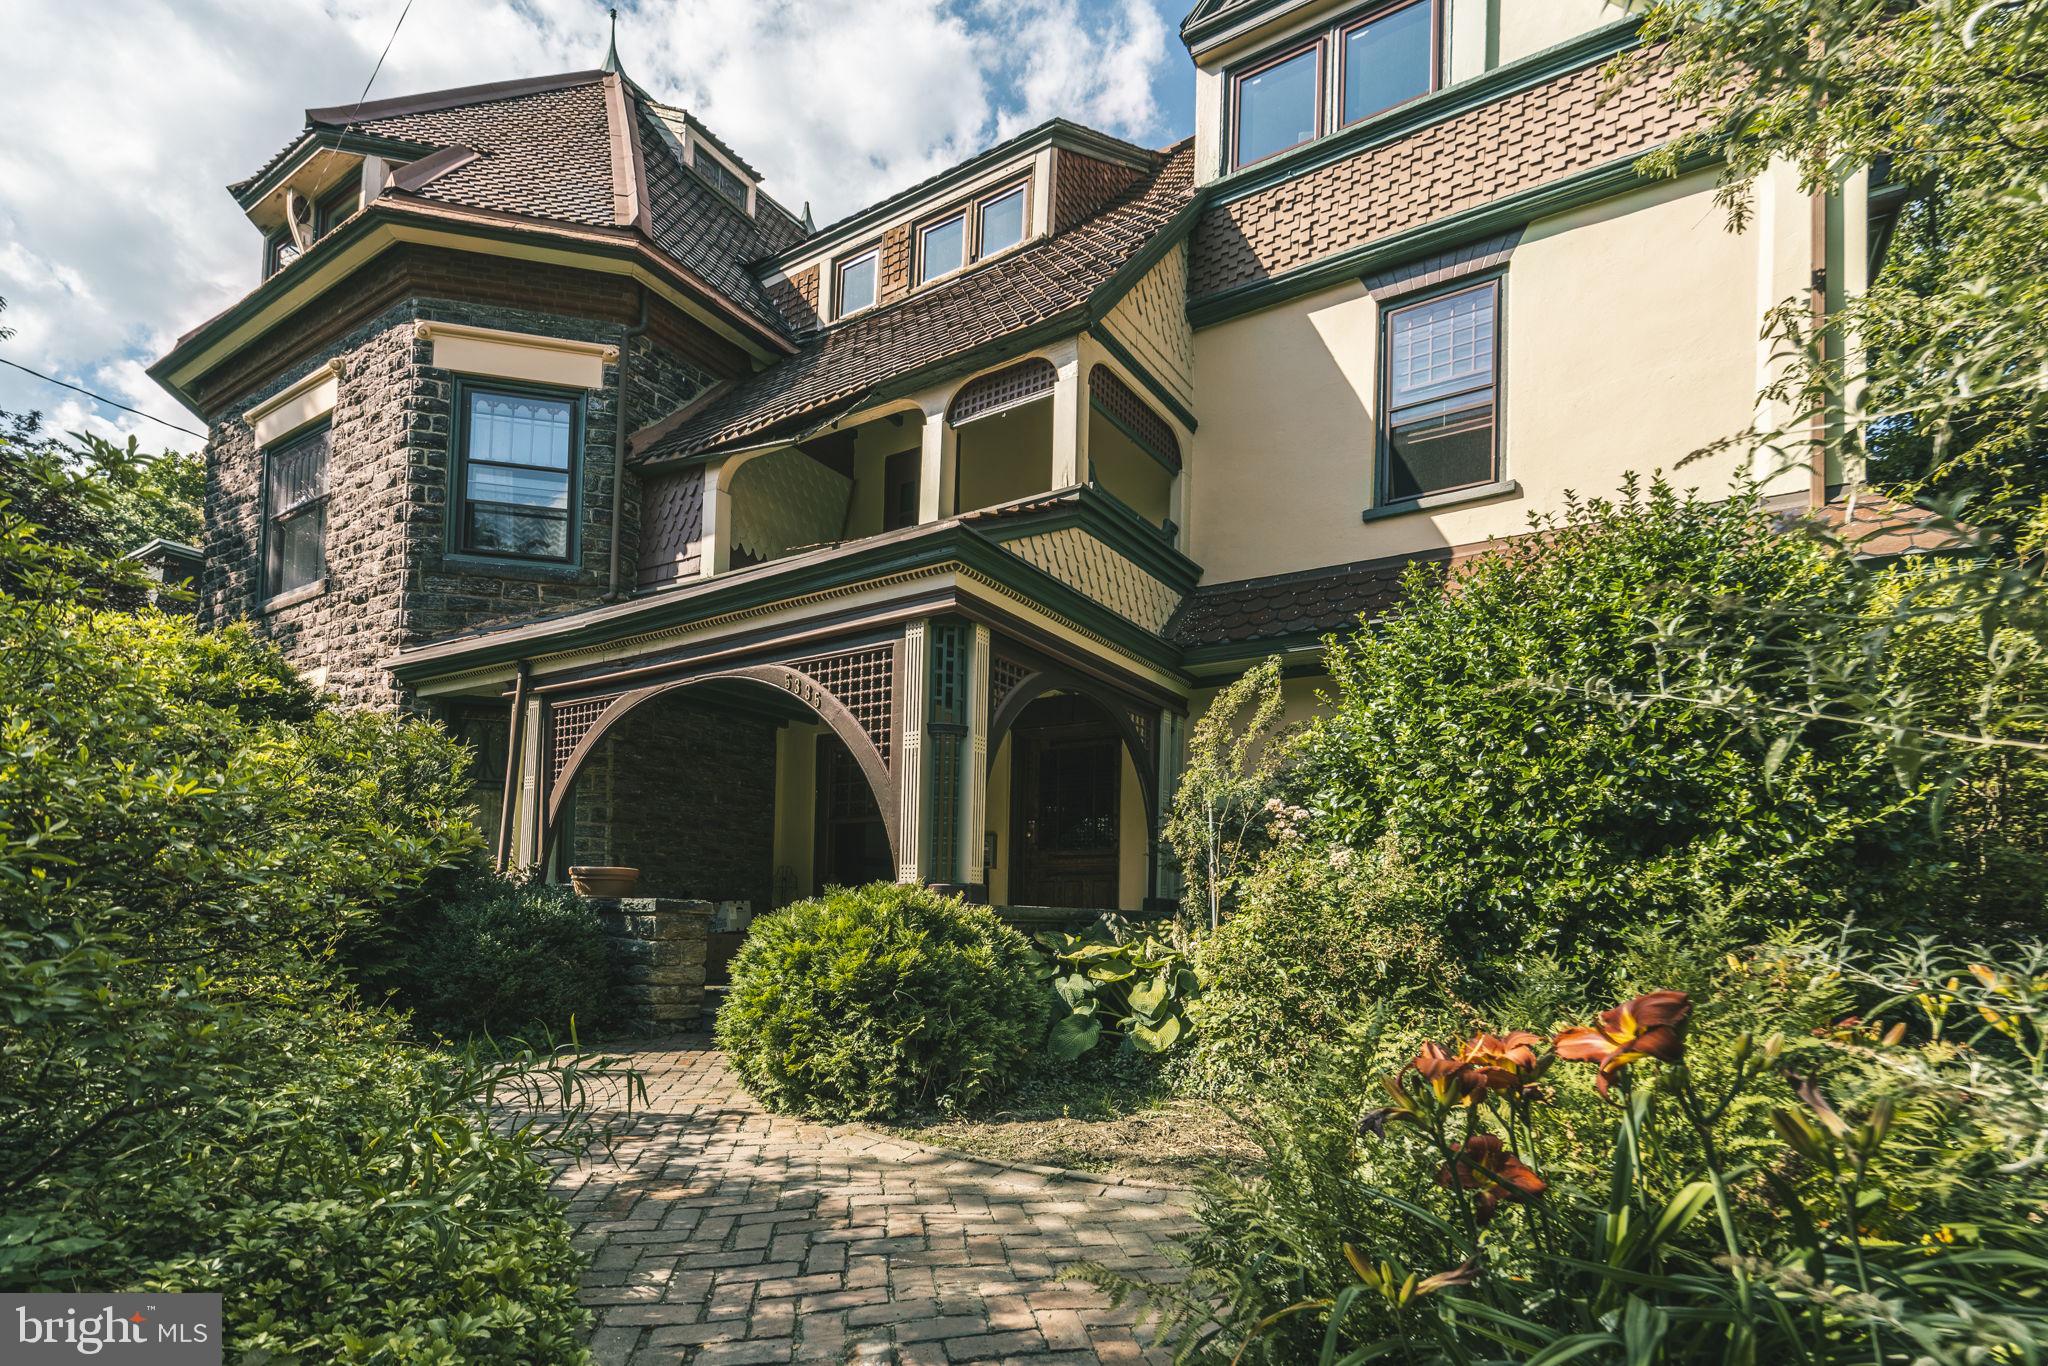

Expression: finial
xmin=802 ymin=200 xmax=816 ymax=232
xmin=602 ymin=6 xmax=623 ymax=75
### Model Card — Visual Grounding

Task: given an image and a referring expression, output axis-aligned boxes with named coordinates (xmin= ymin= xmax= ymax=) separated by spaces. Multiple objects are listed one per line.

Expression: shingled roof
xmin=1168 ymin=547 xmax=1458 ymax=653
xmin=634 ymin=138 xmax=1198 ymax=465
xmin=230 ymin=70 xmax=806 ymax=343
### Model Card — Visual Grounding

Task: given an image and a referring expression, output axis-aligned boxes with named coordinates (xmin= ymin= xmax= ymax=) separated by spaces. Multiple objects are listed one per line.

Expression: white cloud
xmin=0 ymin=0 xmax=1191 ymax=452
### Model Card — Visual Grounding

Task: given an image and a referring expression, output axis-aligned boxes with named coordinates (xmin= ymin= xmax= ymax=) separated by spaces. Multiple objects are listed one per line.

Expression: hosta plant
xmin=1039 ymin=917 xmax=1199 ymax=1060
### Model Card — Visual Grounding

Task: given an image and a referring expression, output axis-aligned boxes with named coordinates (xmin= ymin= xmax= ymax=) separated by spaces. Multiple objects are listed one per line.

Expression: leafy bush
xmin=1294 ymin=479 xmax=2047 ymax=985
xmin=0 ymin=425 xmax=619 ymax=1356
xmin=362 ymin=870 xmax=618 ymax=1040
xmin=1100 ymin=939 xmax=2048 ymax=1363
xmin=1179 ymin=837 xmax=1460 ymax=1100
xmin=716 ymin=883 xmax=1049 ymax=1121
xmin=1039 ymin=917 xmax=1199 ymax=1061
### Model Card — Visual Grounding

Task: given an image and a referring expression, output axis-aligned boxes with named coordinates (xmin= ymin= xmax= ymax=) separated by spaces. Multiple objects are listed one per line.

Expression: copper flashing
xmin=388 ymin=145 xmax=481 ymax=194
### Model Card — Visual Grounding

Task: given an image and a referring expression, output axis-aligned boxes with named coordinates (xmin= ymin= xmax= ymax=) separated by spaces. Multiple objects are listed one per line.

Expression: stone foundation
xmin=594 ymin=897 xmax=713 ymax=1033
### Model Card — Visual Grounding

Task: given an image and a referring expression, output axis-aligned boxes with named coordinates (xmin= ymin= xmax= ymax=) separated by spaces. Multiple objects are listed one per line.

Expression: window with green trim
xmin=456 ymin=385 xmax=580 ymax=561
xmin=264 ymin=423 xmax=330 ymax=599
xmin=1379 ymin=277 xmax=1500 ymax=503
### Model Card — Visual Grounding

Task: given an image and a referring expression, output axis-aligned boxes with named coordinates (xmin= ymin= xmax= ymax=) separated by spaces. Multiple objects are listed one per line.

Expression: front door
xmin=1011 ymin=696 xmax=1121 ymax=908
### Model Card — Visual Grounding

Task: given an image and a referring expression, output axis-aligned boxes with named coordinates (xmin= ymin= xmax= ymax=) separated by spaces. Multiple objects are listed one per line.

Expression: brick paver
xmin=556 ymin=1039 xmax=1192 ymax=1364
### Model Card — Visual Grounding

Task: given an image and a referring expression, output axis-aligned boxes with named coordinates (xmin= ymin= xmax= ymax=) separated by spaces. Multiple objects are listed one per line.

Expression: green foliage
xmin=1628 ymin=0 xmax=2048 ymax=511
xmin=1166 ymin=655 xmax=1292 ymax=928
xmin=358 ymin=869 xmax=619 ymax=1041
xmin=1037 ymin=916 xmax=1199 ymax=1061
xmin=1293 ymin=479 xmax=2044 ymax=983
xmin=2 ymin=409 xmax=204 ymax=591
xmin=1096 ymin=939 xmax=2048 ymax=1364
xmin=716 ymin=883 xmax=1049 ymax=1121
xmin=1178 ymin=839 xmax=1462 ymax=1101
xmin=0 ymin=414 xmax=620 ymax=1357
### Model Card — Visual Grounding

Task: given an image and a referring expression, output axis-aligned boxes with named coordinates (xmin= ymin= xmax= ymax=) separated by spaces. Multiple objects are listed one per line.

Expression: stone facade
xmin=197 ymin=259 xmax=724 ymax=707
xmin=568 ymin=693 xmax=779 ymax=915
xmin=594 ymin=897 xmax=712 ymax=1032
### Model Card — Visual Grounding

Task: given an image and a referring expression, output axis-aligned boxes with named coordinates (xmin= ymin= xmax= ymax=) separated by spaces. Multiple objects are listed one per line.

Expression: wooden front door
xmin=1011 ymin=696 xmax=1121 ymax=908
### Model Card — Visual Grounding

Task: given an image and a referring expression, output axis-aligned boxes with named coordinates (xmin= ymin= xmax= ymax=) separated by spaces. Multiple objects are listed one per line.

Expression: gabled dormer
xmin=755 ymin=121 xmax=1159 ymax=334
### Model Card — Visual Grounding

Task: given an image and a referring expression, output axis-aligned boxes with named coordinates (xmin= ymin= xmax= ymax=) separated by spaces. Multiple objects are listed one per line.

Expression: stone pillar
xmin=594 ymin=897 xmax=714 ymax=1033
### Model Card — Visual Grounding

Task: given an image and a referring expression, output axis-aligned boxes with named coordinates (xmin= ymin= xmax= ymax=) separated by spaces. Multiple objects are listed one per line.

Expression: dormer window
xmin=836 ymin=248 xmax=879 ymax=317
xmin=691 ymin=146 xmax=750 ymax=209
xmin=261 ymin=179 xmax=362 ymax=279
xmin=1228 ymin=0 xmax=1439 ymax=171
xmin=915 ymin=179 xmax=1031 ymax=287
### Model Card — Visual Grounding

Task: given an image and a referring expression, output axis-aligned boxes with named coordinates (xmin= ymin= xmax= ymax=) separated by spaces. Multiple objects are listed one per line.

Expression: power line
xmin=345 ymin=0 xmax=418 ymax=123
xmin=0 ymin=356 xmax=206 ymax=440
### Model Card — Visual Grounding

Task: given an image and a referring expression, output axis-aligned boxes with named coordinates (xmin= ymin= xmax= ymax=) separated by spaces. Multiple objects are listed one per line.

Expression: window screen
xmin=1343 ymin=0 xmax=1434 ymax=124
xmin=1383 ymin=280 xmax=1498 ymax=503
xmin=265 ymin=424 xmax=329 ymax=598
xmin=461 ymin=389 xmax=576 ymax=560
xmin=1234 ymin=44 xmax=1319 ymax=166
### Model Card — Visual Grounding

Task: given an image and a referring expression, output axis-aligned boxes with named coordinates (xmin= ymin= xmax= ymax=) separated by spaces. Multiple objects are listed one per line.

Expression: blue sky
xmin=0 ymin=0 xmax=1195 ymax=452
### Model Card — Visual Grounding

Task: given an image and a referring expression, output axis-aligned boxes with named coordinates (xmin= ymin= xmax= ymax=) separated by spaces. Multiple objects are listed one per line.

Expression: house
xmin=148 ymin=0 xmax=1880 ymax=920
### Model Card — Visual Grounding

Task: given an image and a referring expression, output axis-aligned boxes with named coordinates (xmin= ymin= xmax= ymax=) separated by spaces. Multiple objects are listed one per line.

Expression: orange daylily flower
xmin=1553 ymin=990 xmax=1692 ymax=1096
xmin=1435 ymin=1134 xmax=1546 ymax=1224
xmin=1458 ymin=1030 xmax=1551 ymax=1097
xmin=1410 ymin=1040 xmax=1488 ymax=1105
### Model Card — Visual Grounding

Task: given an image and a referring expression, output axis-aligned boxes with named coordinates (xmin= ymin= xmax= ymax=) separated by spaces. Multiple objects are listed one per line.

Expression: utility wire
xmin=344 ymin=0 xmax=418 ymax=123
xmin=0 ymin=356 xmax=206 ymax=440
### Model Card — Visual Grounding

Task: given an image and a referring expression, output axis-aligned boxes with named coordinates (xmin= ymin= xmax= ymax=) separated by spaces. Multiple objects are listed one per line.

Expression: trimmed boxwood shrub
xmin=715 ymin=883 xmax=1048 ymax=1121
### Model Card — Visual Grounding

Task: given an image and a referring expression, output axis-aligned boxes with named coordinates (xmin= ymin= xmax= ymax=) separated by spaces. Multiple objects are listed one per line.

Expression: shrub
xmin=1098 ymin=939 xmax=2048 ymax=1364
xmin=716 ymin=883 xmax=1049 ymax=1121
xmin=1039 ymin=917 xmax=1200 ymax=1061
xmin=0 ymin=427 xmax=617 ymax=1356
xmin=1294 ymin=478 xmax=2048 ymax=984
xmin=1178 ymin=838 xmax=1460 ymax=1100
xmin=366 ymin=870 xmax=618 ymax=1040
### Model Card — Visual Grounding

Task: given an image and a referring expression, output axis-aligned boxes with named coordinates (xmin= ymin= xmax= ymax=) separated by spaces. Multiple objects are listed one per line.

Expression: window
xmin=457 ymin=385 xmax=578 ymax=560
xmin=883 ymin=448 xmax=919 ymax=531
xmin=1228 ymin=0 xmax=1439 ymax=170
xmin=1380 ymin=278 xmax=1499 ymax=503
xmin=1342 ymin=0 xmax=1434 ymax=124
xmin=692 ymin=148 xmax=750 ymax=208
xmin=264 ymin=424 xmax=329 ymax=600
xmin=978 ymin=184 xmax=1026 ymax=257
xmin=261 ymin=178 xmax=360 ymax=278
xmin=918 ymin=212 xmax=966 ymax=284
xmin=836 ymin=249 xmax=878 ymax=317
xmin=1232 ymin=42 xmax=1321 ymax=167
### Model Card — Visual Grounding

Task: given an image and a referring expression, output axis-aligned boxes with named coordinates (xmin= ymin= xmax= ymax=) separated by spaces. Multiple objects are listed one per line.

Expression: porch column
xmin=700 ymin=455 xmax=734 ymax=576
xmin=1152 ymin=709 xmax=1187 ymax=906
xmin=916 ymin=394 xmax=957 ymax=523
xmin=895 ymin=617 xmax=981 ymax=892
xmin=509 ymin=692 xmax=547 ymax=871
xmin=1047 ymin=336 xmax=1085 ymax=489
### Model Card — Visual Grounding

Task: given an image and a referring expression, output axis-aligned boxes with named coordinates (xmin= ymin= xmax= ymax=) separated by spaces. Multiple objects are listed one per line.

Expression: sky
xmin=0 ymin=0 xmax=1196 ymax=453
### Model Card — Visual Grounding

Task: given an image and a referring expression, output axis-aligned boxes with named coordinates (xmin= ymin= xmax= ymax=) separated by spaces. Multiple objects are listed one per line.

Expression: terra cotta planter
xmin=569 ymin=866 xmax=641 ymax=898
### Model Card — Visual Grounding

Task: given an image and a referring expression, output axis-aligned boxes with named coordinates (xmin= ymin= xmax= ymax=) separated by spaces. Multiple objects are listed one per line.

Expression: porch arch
xmin=542 ymin=663 xmax=898 ymax=870
xmin=988 ymin=662 xmax=1160 ymax=845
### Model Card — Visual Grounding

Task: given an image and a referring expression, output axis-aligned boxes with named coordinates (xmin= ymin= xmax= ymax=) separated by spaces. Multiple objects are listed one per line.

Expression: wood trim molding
xmin=414 ymin=320 xmax=620 ymax=389
xmin=243 ymin=358 xmax=343 ymax=445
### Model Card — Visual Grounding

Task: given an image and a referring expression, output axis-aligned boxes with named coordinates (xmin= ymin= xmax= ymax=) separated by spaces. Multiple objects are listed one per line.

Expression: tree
xmin=1627 ymin=0 xmax=2048 ymax=515
xmin=1165 ymin=656 xmax=1292 ymax=930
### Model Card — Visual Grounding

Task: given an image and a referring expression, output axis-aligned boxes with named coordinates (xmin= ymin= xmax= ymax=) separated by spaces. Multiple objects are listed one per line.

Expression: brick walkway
xmin=557 ymin=1038 xmax=1193 ymax=1365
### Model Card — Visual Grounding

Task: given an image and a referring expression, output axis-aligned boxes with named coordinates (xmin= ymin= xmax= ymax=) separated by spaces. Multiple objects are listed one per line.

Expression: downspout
xmin=608 ymin=288 xmax=653 ymax=597
xmin=494 ymin=660 xmax=531 ymax=874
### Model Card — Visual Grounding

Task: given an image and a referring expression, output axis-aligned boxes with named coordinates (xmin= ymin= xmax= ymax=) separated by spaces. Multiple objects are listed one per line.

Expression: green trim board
xmin=1201 ymin=17 xmax=1643 ymax=204
xmin=1188 ymin=147 xmax=1721 ymax=329
xmin=391 ymin=497 xmax=1192 ymax=686
xmin=973 ymin=484 xmax=1202 ymax=592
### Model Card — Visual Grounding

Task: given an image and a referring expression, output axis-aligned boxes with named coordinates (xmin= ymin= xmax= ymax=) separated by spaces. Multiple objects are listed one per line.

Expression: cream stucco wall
xmin=955 ymin=398 xmax=1054 ymax=513
xmin=772 ymin=721 xmax=821 ymax=905
xmin=985 ymin=733 xmax=1013 ymax=906
xmin=1187 ymin=170 xmax=1800 ymax=582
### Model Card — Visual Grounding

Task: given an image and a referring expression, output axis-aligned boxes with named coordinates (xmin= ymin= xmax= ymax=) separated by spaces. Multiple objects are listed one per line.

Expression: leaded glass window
xmin=459 ymin=387 xmax=577 ymax=560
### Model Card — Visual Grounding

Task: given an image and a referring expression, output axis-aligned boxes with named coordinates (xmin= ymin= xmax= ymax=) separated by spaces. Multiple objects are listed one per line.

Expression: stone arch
xmin=542 ymin=663 xmax=897 ymax=869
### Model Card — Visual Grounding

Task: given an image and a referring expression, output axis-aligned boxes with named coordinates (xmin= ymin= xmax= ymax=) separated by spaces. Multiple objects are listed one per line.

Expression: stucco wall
xmin=1186 ymin=171 xmax=1787 ymax=582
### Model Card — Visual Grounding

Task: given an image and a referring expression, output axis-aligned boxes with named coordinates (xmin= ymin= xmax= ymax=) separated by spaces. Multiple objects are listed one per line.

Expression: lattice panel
xmin=793 ymin=645 xmax=896 ymax=763
xmin=948 ymin=358 xmax=1056 ymax=427
xmin=1089 ymin=365 xmax=1179 ymax=469
xmin=1127 ymin=709 xmax=1156 ymax=757
xmin=548 ymin=698 xmax=613 ymax=785
xmin=991 ymin=653 xmax=1034 ymax=715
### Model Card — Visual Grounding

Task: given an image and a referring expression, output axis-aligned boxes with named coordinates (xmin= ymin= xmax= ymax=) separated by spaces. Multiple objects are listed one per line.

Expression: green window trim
xmin=450 ymin=377 xmax=585 ymax=565
xmin=260 ymin=420 xmax=332 ymax=603
xmin=1374 ymin=272 xmax=1504 ymax=509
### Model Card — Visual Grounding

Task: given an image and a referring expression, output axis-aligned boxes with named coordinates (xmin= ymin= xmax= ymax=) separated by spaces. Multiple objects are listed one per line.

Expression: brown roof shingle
xmin=1168 ymin=548 xmax=1454 ymax=652
xmin=635 ymin=139 xmax=1195 ymax=464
